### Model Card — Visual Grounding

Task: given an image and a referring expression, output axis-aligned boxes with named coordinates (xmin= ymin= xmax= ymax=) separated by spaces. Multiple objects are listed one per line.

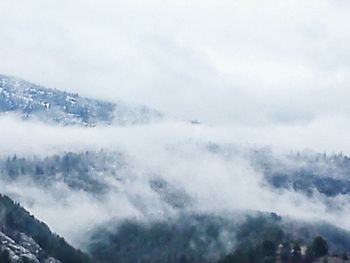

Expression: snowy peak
xmin=0 ymin=75 xmax=163 ymax=126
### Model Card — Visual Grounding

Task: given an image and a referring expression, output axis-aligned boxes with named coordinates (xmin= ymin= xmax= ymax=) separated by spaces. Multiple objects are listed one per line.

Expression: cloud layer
xmin=1 ymin=116 xmax=350 ymax=246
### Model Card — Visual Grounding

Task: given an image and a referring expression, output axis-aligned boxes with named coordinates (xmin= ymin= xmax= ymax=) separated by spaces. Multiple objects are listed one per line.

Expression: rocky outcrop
xmin=0 ymin=231 xmax=61 ymax=263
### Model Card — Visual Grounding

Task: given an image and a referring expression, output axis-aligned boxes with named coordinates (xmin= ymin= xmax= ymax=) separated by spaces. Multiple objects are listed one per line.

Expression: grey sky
xmin=1 ymin=0 xmax=350 ymax=124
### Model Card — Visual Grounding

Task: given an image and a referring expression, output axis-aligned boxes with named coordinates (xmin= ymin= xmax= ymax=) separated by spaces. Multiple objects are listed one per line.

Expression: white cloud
xmin=0 ymin=116 xmax=350 ymax=245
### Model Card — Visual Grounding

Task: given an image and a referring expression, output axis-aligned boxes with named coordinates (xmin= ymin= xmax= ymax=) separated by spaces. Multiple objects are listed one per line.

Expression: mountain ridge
xmin=0 ymin=74 xmax=163 ymax=126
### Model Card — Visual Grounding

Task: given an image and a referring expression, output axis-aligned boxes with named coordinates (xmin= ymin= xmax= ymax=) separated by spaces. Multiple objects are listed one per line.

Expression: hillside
xmin=0 ymin=194 xmax=90 ymax=263
xmin=0 ymin=74 xmax=162 ymax=126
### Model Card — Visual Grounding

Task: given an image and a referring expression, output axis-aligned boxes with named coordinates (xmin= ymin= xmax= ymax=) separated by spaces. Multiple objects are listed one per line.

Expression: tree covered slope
xmin=0 ymin=194 xmax=90 ymax=263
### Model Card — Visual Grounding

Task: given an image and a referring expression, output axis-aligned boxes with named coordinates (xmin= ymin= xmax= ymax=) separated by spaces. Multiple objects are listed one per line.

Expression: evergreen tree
xmin=312 ymin=236 xmax=328 ymax=258
xmin=291 ymin=242 xmax=302 ymax=263
xmin=0 ymin=250 xmax=11 ymax=263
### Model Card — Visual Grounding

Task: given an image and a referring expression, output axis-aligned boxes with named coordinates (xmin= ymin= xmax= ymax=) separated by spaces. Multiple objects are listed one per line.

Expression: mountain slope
xmin=0 ymin=74 xmax=163 ymax=126
xmin=0 ymin=194 xmax=90 ymax=263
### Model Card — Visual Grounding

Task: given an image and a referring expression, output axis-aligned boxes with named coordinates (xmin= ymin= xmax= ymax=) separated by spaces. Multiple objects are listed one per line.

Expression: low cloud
xmin=0 ymin=116 xmax=350 ymax=246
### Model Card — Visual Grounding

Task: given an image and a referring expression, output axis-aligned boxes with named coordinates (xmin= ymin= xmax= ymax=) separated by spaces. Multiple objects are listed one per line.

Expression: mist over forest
xmin=2 ymin=1 xmax=350 ymax=262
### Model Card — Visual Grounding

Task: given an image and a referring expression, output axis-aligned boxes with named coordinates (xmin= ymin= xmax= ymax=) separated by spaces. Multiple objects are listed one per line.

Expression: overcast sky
xmin=1 ymin=0 xmax=350 ymax=124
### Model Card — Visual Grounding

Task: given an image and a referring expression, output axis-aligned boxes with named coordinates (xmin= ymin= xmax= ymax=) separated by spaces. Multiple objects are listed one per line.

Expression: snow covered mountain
xmin=0 ymin=75 xmax=163 ymax=126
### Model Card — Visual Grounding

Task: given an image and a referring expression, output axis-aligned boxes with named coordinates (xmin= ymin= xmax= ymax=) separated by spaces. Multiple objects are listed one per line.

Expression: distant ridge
xmin=0 ymin=74 xmax=163 ymax=126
